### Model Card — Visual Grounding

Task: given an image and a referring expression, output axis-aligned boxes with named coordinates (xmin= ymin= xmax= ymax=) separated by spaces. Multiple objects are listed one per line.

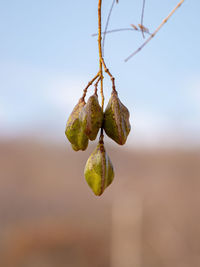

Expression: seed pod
xmin=80 ymin=94 xmax=103 ymax=141
xmin=65 ymin=98 xmax=89 ymax=151
xmin=104 ymin=91 xmax=131 ymax=145
xmin=84 ymin=142 xmax=114 ymax=196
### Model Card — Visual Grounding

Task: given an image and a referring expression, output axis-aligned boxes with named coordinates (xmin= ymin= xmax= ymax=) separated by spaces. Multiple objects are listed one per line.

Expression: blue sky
xmin=0 ymin=0 xmax=200 ymax=147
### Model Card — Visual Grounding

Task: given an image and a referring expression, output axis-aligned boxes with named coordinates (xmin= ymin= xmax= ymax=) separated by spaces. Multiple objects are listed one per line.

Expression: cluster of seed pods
xmin=65 ymin=85 xmax=131 ymax=196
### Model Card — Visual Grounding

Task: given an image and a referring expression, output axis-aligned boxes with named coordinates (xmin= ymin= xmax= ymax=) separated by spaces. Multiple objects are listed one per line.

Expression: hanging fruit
xmin=65 ymin=98 xmax=89 ymax=151
xmin=104 ymin=90 xmax=131 ymax=145
xmin=80 ymin=94 xmax=104 ymax=141
xmin=84 ymin=141 xmax=114 ymax=196
xmin=65 ymin=0 xmax=131 ymax=196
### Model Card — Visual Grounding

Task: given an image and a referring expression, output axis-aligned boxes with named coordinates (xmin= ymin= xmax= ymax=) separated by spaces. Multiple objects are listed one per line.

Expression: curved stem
xmin=81 ymin=72 xmax=99 ymax=100
xmin=94 ymin=76 xmax=101 ymax=95
xmin=101 ymin=57 xmax=116 ymax=92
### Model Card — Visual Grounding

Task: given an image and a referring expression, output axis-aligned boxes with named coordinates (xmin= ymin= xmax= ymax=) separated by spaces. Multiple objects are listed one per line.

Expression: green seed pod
xmin=84 ymin=142 xmax=114 ymax=196
xmin=104 ymin=91 xmax=131 ymax=145
xmin=80 ymin=94 xmax=103 ymax=141
xmin=65 ymin=98 xmax=89 ymax=151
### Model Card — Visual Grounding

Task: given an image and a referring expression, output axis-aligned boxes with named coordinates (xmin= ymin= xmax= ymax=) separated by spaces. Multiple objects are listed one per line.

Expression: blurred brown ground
xmin=0 ymin=139 xmax=200 ymax=267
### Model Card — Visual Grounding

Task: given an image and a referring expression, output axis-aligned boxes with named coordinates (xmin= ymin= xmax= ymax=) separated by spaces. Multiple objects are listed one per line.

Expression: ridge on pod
xmin=80 ymin=94 xmax=104 ymax=141
xmin=84 ymin=142 xmax=114 ymax=196
xmin=104 ymin=90 xmax=131 ymax=145
xmin=65 ymin=98 xmax=89 ymax=151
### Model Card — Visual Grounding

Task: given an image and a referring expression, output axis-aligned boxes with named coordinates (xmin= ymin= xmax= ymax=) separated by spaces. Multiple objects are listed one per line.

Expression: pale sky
xmin=0 ymin=0 xmax=200 ymax=147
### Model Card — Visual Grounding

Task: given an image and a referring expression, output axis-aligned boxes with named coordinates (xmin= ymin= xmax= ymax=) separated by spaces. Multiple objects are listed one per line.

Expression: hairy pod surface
xmin=84 ymin=143 xmax=114 ymax=196
xmin=80 ymin=94 xmax=104 ymax=141
xmin=104 ymin=91 xmax=131 ymax=145
xmin=65 ymin=99 xmax=89 ymax=151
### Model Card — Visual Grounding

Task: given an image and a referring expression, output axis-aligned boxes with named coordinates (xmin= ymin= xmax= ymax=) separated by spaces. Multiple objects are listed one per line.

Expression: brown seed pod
xmin=84 ymin=142 xmax=114 ymax=196
xmin=104 ymin=90 xmax=131 ymax=145
xmin=80 ymin=94 xmax=104 ymax=141
xmin=65 ymin=98 xmax=89 ymax=151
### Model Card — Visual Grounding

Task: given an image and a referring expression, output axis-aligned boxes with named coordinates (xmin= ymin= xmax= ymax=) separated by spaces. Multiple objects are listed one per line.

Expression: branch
xmin=125 ymin=0 xmax=185 ymax=62
xmin=98 ymin=0 xmax=104 ymax=110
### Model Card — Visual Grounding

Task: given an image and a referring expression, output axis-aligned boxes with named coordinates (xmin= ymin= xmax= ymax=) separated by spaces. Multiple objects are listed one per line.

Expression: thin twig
xmin=81 ymin=73 xmax=99 ymax=100
xmin=92 ymin=27 xmax=151 ymax=37
xmin=102 ymin=0 xmax=116 ymax=57
xmin=141 ymin=0 xmax=146 ymax=38
xmin=94 ymin=76 xmax=101 ymax=95
xmin=125 ymin=0 xmax=185 ymax=62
